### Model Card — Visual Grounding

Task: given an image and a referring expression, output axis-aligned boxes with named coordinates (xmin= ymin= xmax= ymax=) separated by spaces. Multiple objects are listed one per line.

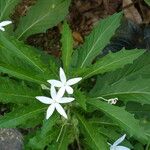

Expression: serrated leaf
xmin=0 ymin=32 xmax=46 ymax=73
xmin=0 ymin=0 xmax=20 ymax=20
xmin=28 ymin=114 xmax=58 ymax=149
xmin=28 ymin=129 xmax=58 ymax=150
xmin=0 ymin=32 xmax=57 ymax=84
xmin=88 ymin=100 xmax=148 ymax=143
xmin=75 ymin=12 xmax=122 ymax=68
xmin=93 ymin=78 xmax=150 ymax=105
xmin=145 ymin=0 xmax=150 ymax=6
xmin=0 ymin=77 xmax=42 ymax=104
xmin=76 ymin=113 xmax=108 ymax=150
xmin=90 ymin=52 xmax=150 ymax=92
xmin=15 ymin=0 xmax=71 ymax=40
xmin=74 ymin=89 xmax=87 ymax=110
xmin=61 ymin=21 xmax=73 ymax=72
xmin=90 ymin=52 xmax=150 ymax=105
xmin=0 ymin=104 xmax=47 ymax=128
xmin=55 ymin=125 xmax=74 ymax=150
xmin=80 ymin=49 xmax=144 ymax=79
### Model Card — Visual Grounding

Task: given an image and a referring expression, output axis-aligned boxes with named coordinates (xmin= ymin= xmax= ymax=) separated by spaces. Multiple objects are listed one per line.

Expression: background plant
xmin=0 ymin=0 xmax=150 ymax=149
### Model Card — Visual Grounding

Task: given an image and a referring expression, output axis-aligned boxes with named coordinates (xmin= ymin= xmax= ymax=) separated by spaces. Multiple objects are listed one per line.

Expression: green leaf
xmin=145 ymin=0 xmax=150 ymax=6
xmin=88 ymin=100 xmax=148 ymax=143
xmin=74 ymin=89 xmax=87 ymax=110
xmin=0 ymin=32 xmax=46 ymax=73
xmin=28 ymin=129 xmax=59 ymax=150
xmin=0 ymin=77 xmax=42 ymax=104
xmin=76 ymin=113 xmax=108 ymax=150
xmin=61 ymin=21 xmax=73 ymax=72
xmin=28 ymin=114 xmax=58 ymax=149
xmin=93 ymin=78 xmax=150 ymax=105
xmin=55 ymin=125 xmax=74 ymax=150
xmin=80 ymin=49 xmax=144 ymax=79
xmin=0 ymin=104 xmax=47 ymax=128
xmin=90 ymin=52 xmax=150 ymax=105
xmin=0 ymin=0 xmax=20 ymax=20
xmin=0 ymin=32 xmax=57 ymax=84
xmin=74 ymin=12 xmax=122 ymax=68
xmin=15 ymin=0 xmax=71 ymax=40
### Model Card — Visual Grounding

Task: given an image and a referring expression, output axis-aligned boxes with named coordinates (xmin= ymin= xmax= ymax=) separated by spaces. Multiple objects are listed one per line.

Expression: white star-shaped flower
xmin=0 ymin=21 xmax=12 ymax=31
xmin=108 ymin=98 xmax=118 ymax=105
xmin=109 ymin=134 xmax=130 ymax=150
xmin=36 ymin=86 xmax=74 ymax=119
xmin=47 ymin=67 xmax=82 ymax=95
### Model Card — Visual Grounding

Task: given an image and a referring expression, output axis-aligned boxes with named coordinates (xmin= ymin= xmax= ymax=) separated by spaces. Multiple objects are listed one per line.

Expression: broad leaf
xmin=0 ymin=104 xmax=47 ymax=128
xmin=15 ymin=0 xmax=71 ymax=40
xmin=92 ymin=78 xmax=150 ymax=105
xmin=0 ymin=0 xmax=20 ymax=20
xmin=74 ymin=89 xmax=87 ymax=110
xmin=54 ymin=125 xmax=74 ymax=150
xmin=28 ymin=114 xmax=58 ymax=149
xmin=90 ymin=52 xmax=150 ymax=104
xmin=0 ymin=32 xmax=58 ymax=84
xmin=0 ymin=77 xmax=42 ymax=104
xmin=145 ymin=0 xmax=150 ymax=6
xmin=76 ymin=113 xmax=108 ymax=150
xmin=75 ymin=12 xmax=122 ymax=68
xmin=79 ymin=49 xmax=144 ymax=79
xmin=61 ymin=21 xmax=73 ymax=72
xmin=88 ymin=100 xmax=148 ymax=143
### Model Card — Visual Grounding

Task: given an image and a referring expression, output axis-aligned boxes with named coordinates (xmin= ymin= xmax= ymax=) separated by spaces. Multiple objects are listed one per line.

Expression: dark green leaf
xmin=80 ymin=49 xmax=144 ymax=79
xmin=74 ymin=12 xmax=122 ymax=68
xmin=0 ymin=0 xmax=20 ymax=20
xmin=88 ymin=99 xmax=148 ymax=143
xmin=15 ymin=0 xmax=71 ymax=40
xmin=76 ymin=113 xmax=108 ymax=150
xmin=0 ymin=77 xmax=42 ymax=104
xmin=61 ymin=21 xmax=73 ymax=72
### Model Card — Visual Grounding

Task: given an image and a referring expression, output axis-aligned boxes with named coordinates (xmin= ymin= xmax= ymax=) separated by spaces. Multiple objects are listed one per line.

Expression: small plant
xmin=0 ymin=1 xmax=150 ymax=150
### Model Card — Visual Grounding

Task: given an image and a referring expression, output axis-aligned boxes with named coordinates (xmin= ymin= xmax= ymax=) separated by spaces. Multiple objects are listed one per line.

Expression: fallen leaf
xmin=73 ymin=31 xmax=83 ymax=43
xmin=123 ymin=0 xmax=142 ymax=24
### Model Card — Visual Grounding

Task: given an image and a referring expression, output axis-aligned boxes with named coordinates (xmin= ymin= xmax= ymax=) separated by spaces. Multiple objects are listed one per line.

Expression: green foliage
xmin=79 ymin=49 xmax=144 ymax=79
xmin=145 ymin=0 xmax=150 ymax=6
xmin=54 ymin=125 xmax=75 ymax=150
xmin=0 ymin=32 xmax=58 ymax=84
xmin=74 ymin=12 xmax=122 ymax=68
xmin=0 ymin=104 xmax=46 ymax=128
xmin=0 ymin=0 xmax=20 ymax=20
xmin=74 ymin=89 xmax=87 ymax=110
xmin=0 ymin=7 xmax=149 ymax=149
xmin=88 ymin=100 xmax=148 ymax=143
xmin=27 ymin=115 xmax=58 ymax=149
xmin=0 ymin=77 xmax=42 ymax=104
xmin=90 ymin=52 xmax=150 ymax=104
xmin=76 ymin=113 xmax=108 ymax=150
xmin=15 ymin=0 xmax=71 ymax=40
xmin=61 ymin=21 xmax=73 ymax=72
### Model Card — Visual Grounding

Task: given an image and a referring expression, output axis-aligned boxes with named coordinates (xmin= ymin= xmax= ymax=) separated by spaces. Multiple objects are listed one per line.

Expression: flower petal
xmin=0 ymin=27 xmax=5 ymax=31
xmin=36 ymin=96 xmax=54 ymax=104
xmin=50 ymin=86 xmax=57 ymax=99
xmin=46 ymin=104 xmax=55 ymax=119
xmin=113 ymin=146 xmax=130 ymax=150
xmin=0 ymin=21 xmax=12 ymax=27
xmin=55 ymin=103 xmax=67 ymax=119
xmin=67 ymin=77 xmax=82 ymax=85
xmin=57 ymin=97 xmax=75 ymax=103
xmin=113 ymin=134 xmax=126 ymax=146
xmin=47 ymin=80 xmax=62 ymax=87
xmin=60 ymin=67 xmax=66 ymax=83
xmin=66 ymin=86 xmax=73 ymax=94
xmin=57 ymin=87 xmax=66 ymax=98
